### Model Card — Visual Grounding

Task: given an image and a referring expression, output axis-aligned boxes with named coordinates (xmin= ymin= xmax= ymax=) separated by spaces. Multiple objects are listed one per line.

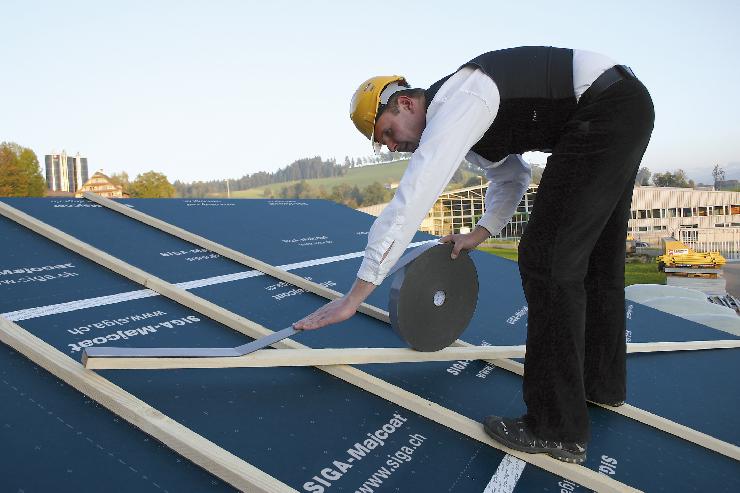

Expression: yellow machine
xmin=657 ymin=240 xmax=726 ymax=270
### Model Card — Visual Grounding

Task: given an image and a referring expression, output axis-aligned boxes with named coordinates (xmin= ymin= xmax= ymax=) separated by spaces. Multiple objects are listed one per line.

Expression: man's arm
xmin=357 ymin=68 xmax=499 ymax=286
xmin=293 ymin=278 xmax=375 ymax=330
xmin=294 ymin=68 xmax=499 ymax=330
xmin=476 ymin=154 xmax=532 ymax=236
xmin=440 ymin=154 xmax=531 ymax=256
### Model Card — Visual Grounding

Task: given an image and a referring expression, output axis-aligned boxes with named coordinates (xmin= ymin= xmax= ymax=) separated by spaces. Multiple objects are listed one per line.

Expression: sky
xmin=2 ymin=0 xmax=739 ymax=184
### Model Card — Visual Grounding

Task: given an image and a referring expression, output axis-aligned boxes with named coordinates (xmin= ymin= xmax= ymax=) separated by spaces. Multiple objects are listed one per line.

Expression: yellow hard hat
xmin=350 ymin=75 xmax=409 ymax=151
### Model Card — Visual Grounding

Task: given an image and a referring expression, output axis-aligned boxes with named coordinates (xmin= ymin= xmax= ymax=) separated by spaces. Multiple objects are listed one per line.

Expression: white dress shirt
xmin=357 ymin=50 xmax=617 ymax=285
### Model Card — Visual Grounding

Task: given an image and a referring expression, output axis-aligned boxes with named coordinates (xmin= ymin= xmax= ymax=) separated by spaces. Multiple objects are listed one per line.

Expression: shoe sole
xmin=587 ymin=398 xmax=626 ymax=408
xmin=483 ymin=422 xmax=587 ymax=464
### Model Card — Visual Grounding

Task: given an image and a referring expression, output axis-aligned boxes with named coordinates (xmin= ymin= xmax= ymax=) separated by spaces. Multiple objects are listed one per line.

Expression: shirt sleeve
xmin=474 ymin=154 xmax=532 ymax=236
xmin=357 ymin=69 xmax=499 ymax=285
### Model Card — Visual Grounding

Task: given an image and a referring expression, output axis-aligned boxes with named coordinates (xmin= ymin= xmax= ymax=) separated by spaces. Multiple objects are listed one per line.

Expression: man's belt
xmin=581 ymin=64 xmax=637 ymax=104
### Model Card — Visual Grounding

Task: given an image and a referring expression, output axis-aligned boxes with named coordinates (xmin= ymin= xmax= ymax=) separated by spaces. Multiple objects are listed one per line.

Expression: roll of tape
xmin=388 ymin=243 xmax=479 ymax=351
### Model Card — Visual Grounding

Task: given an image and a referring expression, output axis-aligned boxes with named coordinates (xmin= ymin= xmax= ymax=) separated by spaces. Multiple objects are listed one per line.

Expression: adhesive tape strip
xmin=388 ymin=243 xmax=479 ymax=351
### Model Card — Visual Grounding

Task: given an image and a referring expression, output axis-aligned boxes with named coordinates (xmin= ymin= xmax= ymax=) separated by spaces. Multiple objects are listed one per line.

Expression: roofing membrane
xmin=0 ymin=197 xmax=738 ymax=492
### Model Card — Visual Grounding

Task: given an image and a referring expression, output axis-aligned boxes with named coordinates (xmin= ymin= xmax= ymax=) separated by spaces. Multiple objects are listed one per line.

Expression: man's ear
xmin=397 ymin=95 xmax=415 ymax=113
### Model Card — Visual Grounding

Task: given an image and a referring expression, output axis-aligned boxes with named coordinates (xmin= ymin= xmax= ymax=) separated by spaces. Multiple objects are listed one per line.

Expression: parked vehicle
xmin=656 ymin=239 xmax=726 ymax=270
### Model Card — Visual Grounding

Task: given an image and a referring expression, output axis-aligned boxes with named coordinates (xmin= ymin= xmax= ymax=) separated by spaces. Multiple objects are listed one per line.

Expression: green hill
xmin=226 ymin=160 xmax=479 ymax=199
xmin=231 ymin=160 xmax=411 ymax=198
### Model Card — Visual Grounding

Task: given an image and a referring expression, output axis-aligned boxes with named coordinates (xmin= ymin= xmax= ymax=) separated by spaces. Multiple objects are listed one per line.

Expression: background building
xmin=358 ymin=183 xmax=538 ymax=241
xmin=359 ymin=184 xmax=740 ymax=258
xmin=629 ymin=186 xmax=740 ymax=258
xmin=715 ymin=180 xmax=740 ymax=191
xmin=425 ymin=183 xmax=538 ymax=239
xmin=45 ymin=151 xmax=89 ymax=192
xmin=75 ymin=171 xmax=126 ymax=198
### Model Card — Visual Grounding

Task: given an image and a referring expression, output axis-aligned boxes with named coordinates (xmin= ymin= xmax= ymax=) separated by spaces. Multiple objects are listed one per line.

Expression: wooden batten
xmin=627 ymin=340 xmax=740 ymax=352
xmin=83 ymin=345 xmax=528 ymax=370
xmin=82 ymin=340 xmax=740 ymax=370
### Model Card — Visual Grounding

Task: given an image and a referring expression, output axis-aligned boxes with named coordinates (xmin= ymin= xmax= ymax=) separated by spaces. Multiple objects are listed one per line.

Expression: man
xmin=294 ymin=46 xmax=654 ymax=464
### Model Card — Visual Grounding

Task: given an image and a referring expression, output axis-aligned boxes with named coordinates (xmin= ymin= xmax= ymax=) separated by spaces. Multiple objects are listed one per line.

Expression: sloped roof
xmin=0 ymin=196 xmax=738 ymax=492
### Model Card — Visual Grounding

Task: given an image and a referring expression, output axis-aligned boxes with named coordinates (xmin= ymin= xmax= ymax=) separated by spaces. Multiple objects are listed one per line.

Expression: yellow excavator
xmin=657 ymin=239 xmax=726 ymax=270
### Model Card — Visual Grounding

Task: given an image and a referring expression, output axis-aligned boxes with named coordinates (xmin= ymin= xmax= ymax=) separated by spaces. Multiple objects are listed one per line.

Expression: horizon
xmin=2 ymin=0 xmax=738 ymax=184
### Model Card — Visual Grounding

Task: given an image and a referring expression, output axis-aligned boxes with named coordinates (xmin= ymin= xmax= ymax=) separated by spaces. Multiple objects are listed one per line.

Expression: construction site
xmin=4 ymin=0 xmax=740 ymax=490
xmin=0 ymin=194 xmax=738 ymax=492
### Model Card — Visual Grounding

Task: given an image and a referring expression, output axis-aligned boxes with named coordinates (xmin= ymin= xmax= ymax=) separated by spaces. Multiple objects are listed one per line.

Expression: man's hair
xmin=383 ymin=88 xmax=426 ymax=115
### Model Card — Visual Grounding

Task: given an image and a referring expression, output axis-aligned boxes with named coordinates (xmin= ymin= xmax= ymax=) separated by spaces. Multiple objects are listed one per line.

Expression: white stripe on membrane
xmin=2 ymin=241 xmax=436 ymax=322
xmin=483 ymin=454 xmax=526 ymax=493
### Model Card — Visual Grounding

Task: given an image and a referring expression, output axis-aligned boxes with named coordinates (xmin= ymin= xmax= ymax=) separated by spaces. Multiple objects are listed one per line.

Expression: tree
xmin=350 ymin=185 xmax=363 ymax=207
xmin=317 ymin=185 xmax=330 ymax=199
xmin=0 ymin=142 xmax=46 ymax=197
xmin=128 ymin=171 xmax=176 ymax=198
xmin=531 ymin=165 xmax=544 ymax=185
xmin=464 ymin=175 xmax=484 ymax=188
xmin=329 ymin=183 xmax=353 ymax=204
xmin=362 ymin=182 xmax=390 ymax=205
xmin=635 ymin=167 xmax=651 ymax=186
xmin=109 ymin=171 xmax=130 ymax=193
xmin=450 ymin=168 xmax=464 ymax=185
xmin=293 ymin=180 xmax=314 ymax=199
xmin=712 ymin=164 xmax=726 ymax=187
xmin=652 ymin=169 xmax=694 ymax=188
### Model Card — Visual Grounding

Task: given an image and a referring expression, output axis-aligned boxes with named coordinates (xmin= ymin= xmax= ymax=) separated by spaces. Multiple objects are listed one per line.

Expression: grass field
xmin=478 ymin=246 xmax=520 ymax=262
xmin=227 ymin=160 xmax=480 ymax=199
xmin=477 ymin=247 xmax=667 ymax=286
xmin=231 ymin=160 xmax=412 ymax=198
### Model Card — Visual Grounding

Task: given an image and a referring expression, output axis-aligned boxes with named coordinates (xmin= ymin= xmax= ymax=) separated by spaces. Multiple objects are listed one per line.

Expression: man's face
xmin=373 ymin=95 xmax=426 ymax=153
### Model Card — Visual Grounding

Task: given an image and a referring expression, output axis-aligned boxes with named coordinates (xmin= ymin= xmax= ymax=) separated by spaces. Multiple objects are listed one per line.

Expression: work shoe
xmin=483 ymin=415 xmax=587 ymax=464
xmin=586 ymin=396 xmax=625 ymax=407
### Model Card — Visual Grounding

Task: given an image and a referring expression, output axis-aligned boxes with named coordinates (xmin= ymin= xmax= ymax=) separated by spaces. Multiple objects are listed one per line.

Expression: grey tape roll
xmin=388 ymin=243 xmax=479 ymax=351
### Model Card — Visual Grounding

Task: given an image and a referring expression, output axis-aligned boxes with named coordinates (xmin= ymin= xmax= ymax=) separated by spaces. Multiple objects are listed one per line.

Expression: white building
xmin=45 ymin=151 xmax=89 ymax=192
xmin=358 ymin=183 xmax=538 ymax=240
xmin=359 ymin=184 xmax=740 ymax=256
xmin=629 ymin=186 xmax=740 ymax=257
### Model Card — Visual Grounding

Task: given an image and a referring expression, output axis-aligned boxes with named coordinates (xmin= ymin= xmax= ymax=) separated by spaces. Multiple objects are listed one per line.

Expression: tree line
xmin=3 ymin=140 xmax=733 ymax=200
xmin=262 ymin=166 xmax=471 ymax=208
xmin=635 ymin=166 xmax=727 ymax=188
xmin=0 ymin=142 xmax=46 ymax=196
xmin=108 ymin=171 xmax=176 ymax=198
xmin=264 ymin=180 xmax=393 ymax=208
xmin=173 ymin=156 xmax=350 ymax=198
xmin=635 ymin=167 xmax=695 ymax=187
xmin=343 ymin=151 xmax=410 ymax=167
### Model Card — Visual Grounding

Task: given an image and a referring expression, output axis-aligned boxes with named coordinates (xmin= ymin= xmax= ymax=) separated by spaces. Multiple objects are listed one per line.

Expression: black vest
xmin=425 ymin=46 xmax=577 ymax=163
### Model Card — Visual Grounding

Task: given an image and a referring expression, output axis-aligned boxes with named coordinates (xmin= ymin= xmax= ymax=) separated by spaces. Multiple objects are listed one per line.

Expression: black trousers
xmin=518 ymin=77 xmax=654 ymax=443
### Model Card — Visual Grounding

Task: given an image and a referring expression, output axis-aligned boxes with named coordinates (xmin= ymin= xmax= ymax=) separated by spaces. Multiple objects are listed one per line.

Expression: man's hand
xmin=293 ymin=297 xmax=358 ymax=330
xmin=293 ymin=278 xmax=376 ymax=330
xmin=440 ymin=225 xmax=491 ymax=259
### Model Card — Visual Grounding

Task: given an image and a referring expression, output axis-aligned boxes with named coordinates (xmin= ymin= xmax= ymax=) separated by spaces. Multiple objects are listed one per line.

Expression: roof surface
xmin=0 ymin=197 xmax=738 ymax=492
